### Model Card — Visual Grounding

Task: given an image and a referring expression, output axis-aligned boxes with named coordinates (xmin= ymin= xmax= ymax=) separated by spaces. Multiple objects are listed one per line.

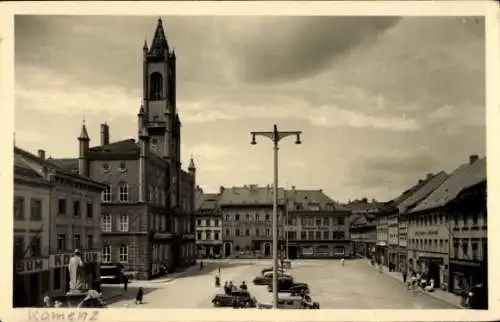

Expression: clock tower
xmin=142 ymin=18 xmax=181 ymax=208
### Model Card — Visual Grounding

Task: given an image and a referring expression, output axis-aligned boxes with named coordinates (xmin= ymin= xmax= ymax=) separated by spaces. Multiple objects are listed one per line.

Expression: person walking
xmin=402 ymin=270 xmax=408 ymax=283
xmin=341 ymin=258 xmax=345 ymax=266
xmin=135 ymin=287 xmax=144 ymax=305
xmin=123 ymin=275 xmax=129 ymax=292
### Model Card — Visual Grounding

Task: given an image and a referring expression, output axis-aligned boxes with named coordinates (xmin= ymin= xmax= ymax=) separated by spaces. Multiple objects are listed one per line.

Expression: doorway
xmin=264 ymin=243 xmax=271 ymax=257
xmin=224 ymin=243 xmax=231 ymax=257
xmin=288 ymin=246 xmax=298 ymax=260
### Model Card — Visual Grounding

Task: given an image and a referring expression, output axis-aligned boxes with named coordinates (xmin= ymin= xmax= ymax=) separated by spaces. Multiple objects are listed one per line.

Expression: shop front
xmin=398 ymin=250 xmax=408 ymax=272
xmin=416 ymin=254 xmax=448 ymax=289
xmin=14 ymin=257 xmax=50 ymax=307
xmin=449 ymin=259 xmax=487 ymax=295
xmin=375 ymin=242 xmax=388 ymax=265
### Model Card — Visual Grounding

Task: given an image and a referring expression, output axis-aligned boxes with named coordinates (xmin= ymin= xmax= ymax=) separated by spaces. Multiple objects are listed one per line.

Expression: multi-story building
xmin=375 ymin=203 xmax=390 ymax=265
xmin=408 ymin=155 xmax=485 ymax=291
xmin=349 ymin=215 xmax=377 ymax=258
xmin=14 ymin=147 xmax=105 ymax=307
xmin=285 ymin=188 xmax=351 ymax=259
xmin=196 ymin=191 xmax=222 ymax=258
xmin=49 ymin=19 xmax=197 ymax=279
xmin=394 ymin=171 xmax=448 ymax=273
xmin=447 ymin=157 xmax=486 ymax=295
xmin=220 ymin=185 xmax=286 ymax=258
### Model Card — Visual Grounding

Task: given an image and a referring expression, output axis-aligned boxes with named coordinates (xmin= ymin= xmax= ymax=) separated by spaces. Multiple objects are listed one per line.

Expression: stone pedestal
xmin=64 ymin=290 xmax=88 ymax=308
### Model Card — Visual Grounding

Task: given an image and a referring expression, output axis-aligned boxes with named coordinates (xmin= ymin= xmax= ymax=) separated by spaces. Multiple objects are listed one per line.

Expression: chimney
xmin=100 ymin=123 xmax=110 ymax=145
xmin=469 ymin=154 xmax=479 ymax=165
xmin=37 ymin=149 xmax=46 ymax=160
xmin=219 ymin=186 xmax=225 ymax=194
xmin=426 ymin=173 xmax=433 ymax=179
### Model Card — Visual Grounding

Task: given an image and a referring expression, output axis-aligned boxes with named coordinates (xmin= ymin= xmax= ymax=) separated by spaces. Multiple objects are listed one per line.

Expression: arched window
xmin=149 ymin=72 xmax=163 ymax=100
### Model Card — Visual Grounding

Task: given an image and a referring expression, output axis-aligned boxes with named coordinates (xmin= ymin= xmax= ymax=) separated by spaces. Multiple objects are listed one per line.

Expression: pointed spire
xmin=148 ymin=17 xmax=169 ymax=57
xmin=143 ymin=39 xmax=148 ymax=50
xmin=138 ymin=104 xmax=145 ymax=116
xmin=188 ymin=155 xmax=196 ymax=171
xmin=78 ymin=120 xmax=90 ymax=141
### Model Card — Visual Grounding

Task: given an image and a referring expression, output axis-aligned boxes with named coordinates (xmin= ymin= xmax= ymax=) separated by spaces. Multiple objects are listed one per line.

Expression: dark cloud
xmin=226 ymin=16 xmax=400 ymax=83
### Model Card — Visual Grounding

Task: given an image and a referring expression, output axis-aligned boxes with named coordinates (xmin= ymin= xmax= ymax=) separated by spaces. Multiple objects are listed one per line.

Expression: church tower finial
xmin=148 ymin=17 xmax=169 ymax=58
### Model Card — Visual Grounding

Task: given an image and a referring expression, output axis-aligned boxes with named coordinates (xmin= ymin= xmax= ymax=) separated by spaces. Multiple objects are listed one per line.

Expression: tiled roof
xmin=397 ymin=171 xmax=449 ymax=213
xmin=48 ymin=158 xmax=78 ymax=172
xmin=410 ymin=157 xmax=486 ymax=213
xmin=218 ymin=185 xmax=285 ymax=205
xmin=196 ymin=193 xmax=219 ymax=211
xmin=89 ymin=138 xmax=139 ymax=152
xmin=285 ymin=189 xmax=346 ymax=210
xmin=343 ymin=200 xmax=385 ymax=212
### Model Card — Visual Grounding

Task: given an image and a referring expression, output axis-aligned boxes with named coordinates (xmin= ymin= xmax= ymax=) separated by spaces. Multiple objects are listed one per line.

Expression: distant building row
xmin=349 ymin=154 xmax=487 ymax=297
xmin=195 ymin=185 xmax=351 ymax=259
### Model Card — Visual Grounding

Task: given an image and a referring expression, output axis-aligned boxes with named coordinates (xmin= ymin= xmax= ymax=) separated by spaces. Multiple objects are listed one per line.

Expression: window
xmin=256 ymin=214 xmax=260 ymax=221
xmin=57 ymin=233 xmax=66 ymax=251
xmin=315 ymin=231 xmax=321 ymax=240
xmin=462 ymin=240 xmax=469 ymax=258
xmin=118 ymin=215 xmax=129 ymax=232
xmin=225 ymin=215 xmax=230 ymax=221
xmin=58 ymin=199 xmax=66 ymax=215
xmin=255 ymin=228 xmax=260 ymax=236
xmin=197 ymin=232 xmax=202 ymax=240
xmin=235 ymin=229 xmax=240 ymax=236
xmin=102 ymin=184 xmax=112 ymax=202
xmin=315 ymin=218 xmax=321 ymax=226
xmin=14 ymin=196 xmax=25 ymax=220
xmin=30 ymin=236 xmax=41 ymax=257
xmin=14 ymin=236 xmax=24 ymax=259
xmin=245 ymin=228 xmax=250 ymax=236
xmin=323 ymin=231 xmax=329 ymax=240
xmin=439 ymin=239 xmax=444 ymax=251
xmin=265 ymin=229 xmax=270 ymax=236
xmin=102 ymin=245 xmax=111 ymax=263
xmin=86 ymin=203 xmax=93 ymax=218
xmin=300 ymin=231 xmax=306 ymax=240
xmin=308 ymin=231 xmax=314 ymax=240
xmin=119 ymin=245 xmax=128 ymax=263
xmin=225 ymin=228 xmax=230 ymax=236
xmin=287 ymin=231 xmax=297 ymax=240
xmin=265 ymin=214 xmax=270 ymax=221
xmin=472 ymin=212 xmax=478 ymax=226
xmin=73 ymin=201 xmax=81 ymax=217
xmin=118 ymin=183 xmax=129 ymax=202
xmin=215 ymin=220 xmax=219 ymax=226
xmin=338 ymin=218 xmax=345 ymax=225
xmin=214 ymin=232 xmax=219 ymax=240
xmin=149 ymin=72 xmax=163 ymax=100
xmin=87 ymin=235 xmax=93 ymax=249
xmin=101 ymin=214 xmax=112 ymax=232
xmin=323 ymin=217 xmax=329 ymax=226
xmin=197 ymin=220 xmax=201 ymax=226
xmin=72 ymin=233 xmax=81 ymax=249
xmin=332 ymin=232 xmax=345 ymax=240
xmin=235 ymin=214 xmax=240 ymax=221
xmin=246 ymin=214 xmax=250 ymax=221
xmin=30 ymin=199 xmax=42 ymax=220
xmin=471 ymin=240 xmax=479 ymax=260
xmin=53 ymin=268 xmax=61 ymax=290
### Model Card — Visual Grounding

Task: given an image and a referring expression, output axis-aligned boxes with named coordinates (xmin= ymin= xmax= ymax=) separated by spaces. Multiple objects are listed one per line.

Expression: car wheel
xmin=213 ymin=300 xmax=221 ymax=307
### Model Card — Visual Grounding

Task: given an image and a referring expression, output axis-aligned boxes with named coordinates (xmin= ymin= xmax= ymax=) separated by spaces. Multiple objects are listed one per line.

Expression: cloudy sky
xmin=14 ymin=15 xmax=485 ymax=202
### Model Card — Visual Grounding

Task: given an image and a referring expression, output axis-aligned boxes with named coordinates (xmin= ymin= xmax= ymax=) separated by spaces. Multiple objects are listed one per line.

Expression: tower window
xmin=150 ymin=72 xmax=163 ymax=100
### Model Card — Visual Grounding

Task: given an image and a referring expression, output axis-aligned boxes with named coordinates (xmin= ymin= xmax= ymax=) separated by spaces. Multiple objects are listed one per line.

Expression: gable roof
xmin=89 ymin=138 xmax=139 ymax=153
xmin=218 ymin=185 xmax=285 ymax=206
xmin=397 ymin=171 xmax=449 ymax=214
xmin=410 ymin=157 xmax=486 ymax=213
xmin=285 ymin=189 xmax=346 ymax=211
xmin=196 ymin=193 xmax=220 ymax=212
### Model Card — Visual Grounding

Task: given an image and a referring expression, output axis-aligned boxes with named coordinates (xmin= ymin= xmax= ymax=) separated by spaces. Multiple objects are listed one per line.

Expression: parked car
xmin=253 ymin=272 xmax=293 ymax=286
xmin=211 ymin=289 xmax=257 ymax=308
xmin=257 ymin=294 xmax=319 ymax=309
xmin=267 ymin=277 xmax=309 ymax=294
xmin=99 ymin=263 xmax=126 ymax=284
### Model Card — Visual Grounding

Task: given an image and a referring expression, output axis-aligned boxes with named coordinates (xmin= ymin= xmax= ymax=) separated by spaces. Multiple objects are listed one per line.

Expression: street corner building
xmin=407 ymin=155 xmax=487 ymax=295
xmin=49 ymin=18 xmax=197 ymax=280
xmin=13 ymin=147 xmax=105 ymax=307
xmin=195 ymin=188 xmax=223 ymax=258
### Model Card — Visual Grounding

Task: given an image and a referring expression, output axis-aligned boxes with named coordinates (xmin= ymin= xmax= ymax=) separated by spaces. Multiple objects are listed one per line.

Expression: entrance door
xmin=264 ymin=243 xmax=271 ymax=257
xmin=288 ymin=246 xmax=298 ymax=260
xmin=429 ymin=262 xmax=441 ymax=287
xmin=224 ymin=243 xmax=231 ymax=257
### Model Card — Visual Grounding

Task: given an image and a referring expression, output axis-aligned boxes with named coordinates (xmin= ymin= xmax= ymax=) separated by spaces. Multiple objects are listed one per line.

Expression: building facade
xmin=14 ymin=147 xmax=105 ymax=307
xmin=196 ymin=191 xmax=223 ymax=258
xmin=408 ymin=155 xmax=485 ymax=291
xmin=349 ymin=216 xmax=376 ymax=258
xmin=220 ymin=185 xmax=286 ymax=258
xmin=285 ymin=189 xmax=351 ymax=259
xmin=49 ymin=19 xmax=197 ymax=279
xmin=447 ymin=164 xmax=487 ymax=295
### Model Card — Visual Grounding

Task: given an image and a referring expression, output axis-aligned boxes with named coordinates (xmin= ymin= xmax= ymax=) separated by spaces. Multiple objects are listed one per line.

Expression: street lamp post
xmin=251 ymin=124 xmax=302 ymax=309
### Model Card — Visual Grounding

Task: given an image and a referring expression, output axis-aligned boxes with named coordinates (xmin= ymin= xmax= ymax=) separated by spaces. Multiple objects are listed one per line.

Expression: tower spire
xmin=188 ymin=155 xmax=196 ymax=171
xmin=149 ymin=17 xmax=169 ymax=58
xmin=78 ymin=120 xmax=90 ymax=141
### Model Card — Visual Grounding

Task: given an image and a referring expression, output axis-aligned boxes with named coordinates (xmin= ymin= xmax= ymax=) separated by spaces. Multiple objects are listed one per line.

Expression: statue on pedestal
xmin=67 ymin=249 xmax=86 ymax=293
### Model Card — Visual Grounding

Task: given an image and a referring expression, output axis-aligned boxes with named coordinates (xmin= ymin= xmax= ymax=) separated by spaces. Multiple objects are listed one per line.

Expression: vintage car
xmin=211 ymin=289 xmax=257 ymax=308
xmin=260 ymin=267 xmax=285 ymax=275
xmin=253 ymin=272 xmax=293 ymax=286
xmin=267 ymin=277 xmax=309 ymax=294
xmin=257 ymin=295 xmax=319 ymax=309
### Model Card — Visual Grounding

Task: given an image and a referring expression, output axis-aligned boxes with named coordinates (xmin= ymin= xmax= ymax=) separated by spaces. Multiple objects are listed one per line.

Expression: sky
xmin=14 ymin=15 xmax=485 ymax=203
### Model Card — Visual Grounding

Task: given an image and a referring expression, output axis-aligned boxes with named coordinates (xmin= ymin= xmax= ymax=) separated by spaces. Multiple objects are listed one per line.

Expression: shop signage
xmin=17 ymin=257 xmax=49 ymax=274
xmin=451 ymin=260 xmax=481 ymax=267
xmin=50 ymin=251 xmax=100 ymax=268
xmin=376 ymin=241 xmax=387 ymax=246
xmin=415 ymin=229 xmax=439 ymax=236
xmin=154 ymin=233 xmax=172 ymax=239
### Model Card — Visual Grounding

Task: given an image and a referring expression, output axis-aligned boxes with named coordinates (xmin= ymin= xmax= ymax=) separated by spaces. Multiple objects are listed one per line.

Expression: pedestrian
xmin=239 ymin=281 xmax=247 ymax=290
xmin=123 ymin=275 xmax=129 ymax=292
xmin=402 ymin=270 xmax=407 ymax=283
xmin=341 ymin=258 xmax=345 ymax=266
xmin=200 ymin=261 xmax=204 ymax=269
xmin=224 ymin=281 xmax=230 ymax=294
xmin=135 ymin=287 xmax=144 ymax=305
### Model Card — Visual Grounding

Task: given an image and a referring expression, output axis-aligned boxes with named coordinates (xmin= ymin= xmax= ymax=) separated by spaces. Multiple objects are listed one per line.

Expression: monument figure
xmin=68 ymin=249 xmax=85 ymax=293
